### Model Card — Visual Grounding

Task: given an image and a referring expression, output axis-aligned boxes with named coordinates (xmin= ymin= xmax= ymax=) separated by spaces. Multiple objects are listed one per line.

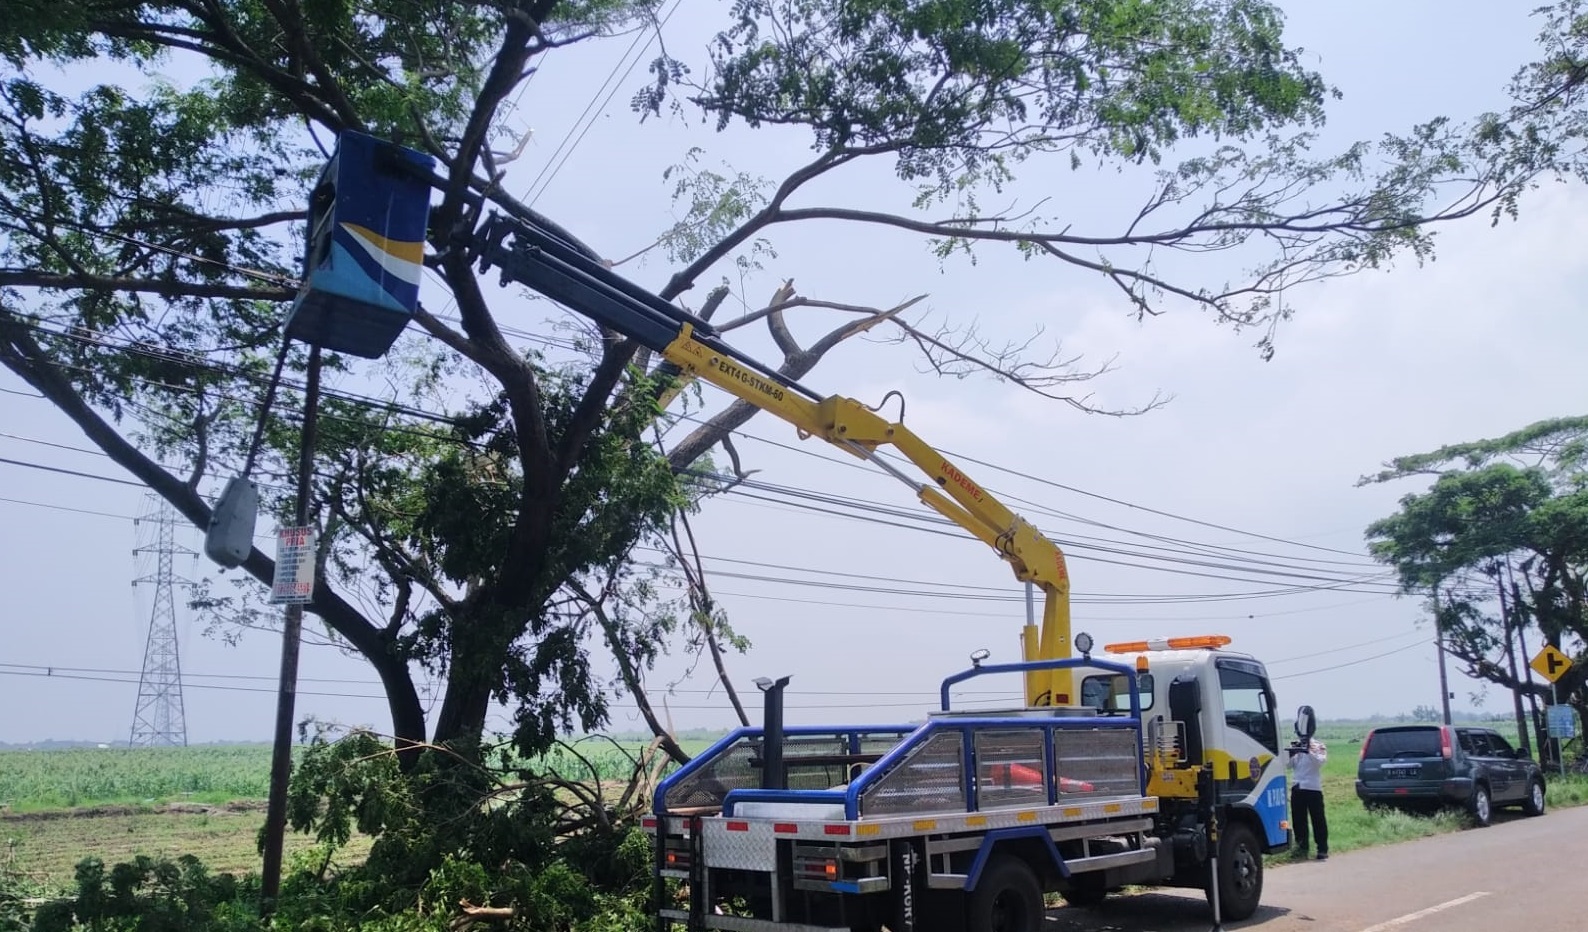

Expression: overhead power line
xmin=938 ymin=446 xmax=1374 ymax=560
xmin=3 ymin=321 xmax=1430 ymax=603
xmin=1270 ymin=640 xmax=1429 ymax=681
xmin=0 ymin=454 xmax=145 ymax=487
xmin=523 ymin=0 xmax=686 ymax=206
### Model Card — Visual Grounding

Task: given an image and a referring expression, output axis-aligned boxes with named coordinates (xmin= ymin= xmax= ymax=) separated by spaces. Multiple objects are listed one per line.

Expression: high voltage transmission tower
xmin=129 ymin=495 xmax=193 ymax=747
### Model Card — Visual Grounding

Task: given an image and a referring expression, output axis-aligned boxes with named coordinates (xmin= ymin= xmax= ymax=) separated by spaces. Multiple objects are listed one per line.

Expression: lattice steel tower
xmin=129 ymin=496 xmax=192 ymax=747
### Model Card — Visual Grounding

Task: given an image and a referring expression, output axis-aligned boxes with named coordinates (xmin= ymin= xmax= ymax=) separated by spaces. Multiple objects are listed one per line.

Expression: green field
xmin=1 ymin=805 xmax=373 ymax=887
xmin=0 ymin=737 xmax=693 ymax=814
xmin=0 ymin=737 xmax=698 ymax=888
xmin=0 ymin=745 xmax=275 ymax=813
xmin=2 ymin=726 xmax=1585 ymax=890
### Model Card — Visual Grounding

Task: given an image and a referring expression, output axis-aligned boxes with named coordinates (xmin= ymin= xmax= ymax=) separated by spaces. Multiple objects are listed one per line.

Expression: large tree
xmin=3 ymin=0 xmax=1587 ymax=770
xmin=1364 ymin=417 xmax=1588 ymax=753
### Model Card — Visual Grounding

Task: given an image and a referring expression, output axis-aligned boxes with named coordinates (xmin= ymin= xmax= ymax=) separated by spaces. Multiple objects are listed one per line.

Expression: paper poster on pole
xmin=270 ymin=526 xmax=317 ymax=604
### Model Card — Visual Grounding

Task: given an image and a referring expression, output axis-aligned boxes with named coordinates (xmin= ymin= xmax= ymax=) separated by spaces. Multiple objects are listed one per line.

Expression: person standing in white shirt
xmin=1287 ymin=736 xmax=1329 ymax=860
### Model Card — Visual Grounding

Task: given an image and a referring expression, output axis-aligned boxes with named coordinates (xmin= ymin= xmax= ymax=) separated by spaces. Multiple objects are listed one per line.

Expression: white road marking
xmin=1358 ymin=892 xmax=1491 ymax=932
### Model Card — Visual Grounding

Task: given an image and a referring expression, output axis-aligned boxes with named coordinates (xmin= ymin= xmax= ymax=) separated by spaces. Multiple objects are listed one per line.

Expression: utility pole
xmin=129 ymin=496 xmax=193 ymax=747
xmin=1429 ymin=592 xmax=1453 ymax=726
xmin=260 ymin=345 xmax=322 ymax=912
xmin=1435 ymin=635 xmax=1453 ymax=726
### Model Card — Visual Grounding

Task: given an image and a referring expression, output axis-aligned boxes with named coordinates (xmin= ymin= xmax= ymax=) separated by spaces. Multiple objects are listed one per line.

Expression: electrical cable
xmin=523 ymin=0 xmax=686 ymax=207
xmin=0 ymin=667 xmax=390 ymax=701
xmin=938 ymin=445 xmax=1374 ymax=560
xmin=1270 ymin=640 xmax=1430 ymax=680
xmin=6 ymin=311 xmax=1404 ymax=586
xmin=0 ymin=455 xmax=145 ymax=487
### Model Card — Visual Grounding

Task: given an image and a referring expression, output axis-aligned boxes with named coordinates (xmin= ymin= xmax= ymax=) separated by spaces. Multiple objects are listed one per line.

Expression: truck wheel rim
xmin=1532 ymin=783 xmax=1544 ymax=811
xmin=1232 ymin=842 xmax=1258 ymax=895
xmin=990 ymin=890 xmax=1030 ymax=932
xmin=1476 ymin=791 xmax=1489 ymax=821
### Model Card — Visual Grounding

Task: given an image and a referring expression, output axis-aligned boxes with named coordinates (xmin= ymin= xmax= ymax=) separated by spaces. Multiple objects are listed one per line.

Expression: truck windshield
xmin=1216 ymin=661 xmax=1278 ymax=754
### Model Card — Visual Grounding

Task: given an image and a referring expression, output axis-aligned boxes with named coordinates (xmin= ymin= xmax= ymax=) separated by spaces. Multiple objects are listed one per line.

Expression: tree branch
xmin=0 ymin=306 xmax=428 ymax=750
xmin=0 ymin=270 xmax=292 ymax=302
xmin=568 ymin=579 xmax=691 ymax=765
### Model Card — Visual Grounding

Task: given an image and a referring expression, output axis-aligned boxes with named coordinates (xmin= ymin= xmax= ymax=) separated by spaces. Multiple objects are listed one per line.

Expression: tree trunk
xmin=1495 ymin=577 xmax=1532 ymax=755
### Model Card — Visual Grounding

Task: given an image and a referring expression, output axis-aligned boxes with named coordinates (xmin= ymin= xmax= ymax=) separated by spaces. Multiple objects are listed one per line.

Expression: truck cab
xmin=1088 ymin=636 xmax=1291 ymax=853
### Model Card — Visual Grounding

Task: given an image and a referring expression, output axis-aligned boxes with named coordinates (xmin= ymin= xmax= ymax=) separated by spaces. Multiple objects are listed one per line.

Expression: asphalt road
xmin=1045 ymin=805 xmax=1584 ymax=932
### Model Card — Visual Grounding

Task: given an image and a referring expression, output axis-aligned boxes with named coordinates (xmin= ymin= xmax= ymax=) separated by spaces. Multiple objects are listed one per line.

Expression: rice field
xmin=0 ymin=745 xmax=276 ymax=812
xmin=0 ymin=737 xmax=703 ymax=888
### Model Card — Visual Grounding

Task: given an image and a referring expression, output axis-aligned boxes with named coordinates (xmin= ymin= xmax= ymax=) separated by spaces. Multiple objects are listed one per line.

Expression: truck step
xmin=923 ymin=846 xmax=1158 ymax=890
xmin=699 ymin=916 xmax=852 ymax=932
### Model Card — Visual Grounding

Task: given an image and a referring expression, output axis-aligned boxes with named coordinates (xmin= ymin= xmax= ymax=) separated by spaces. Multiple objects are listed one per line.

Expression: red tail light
xmin=1440 ymin=726 xmax=1453 ymax=759
xmin=1360 ymin=731 xmax=1372 ymax=762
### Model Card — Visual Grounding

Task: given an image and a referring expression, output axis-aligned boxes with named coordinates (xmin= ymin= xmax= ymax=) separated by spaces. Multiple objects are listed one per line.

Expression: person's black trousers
xmin=1291 ymin=786 xmax=1328 ymax=854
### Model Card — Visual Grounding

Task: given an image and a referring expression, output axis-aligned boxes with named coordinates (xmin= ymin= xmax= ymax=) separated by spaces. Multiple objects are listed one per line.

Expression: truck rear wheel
xmin=1058 ymin=874 xmax=1108 ymax=907
xmin=968 ymin=855 xmax=1044 ymax=932
xmin=1206 ymin=821 xmax=1262 ymax=922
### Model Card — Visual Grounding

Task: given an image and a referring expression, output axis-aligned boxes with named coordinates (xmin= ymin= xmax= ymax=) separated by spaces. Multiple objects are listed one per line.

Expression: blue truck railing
xmin=663 ymin=657 xmax=1150 ymax=821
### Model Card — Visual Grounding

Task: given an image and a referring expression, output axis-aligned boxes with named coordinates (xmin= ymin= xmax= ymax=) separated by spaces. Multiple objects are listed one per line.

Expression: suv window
xmin=1459 ymin=729 xmax=1491 ymax=757
xmin=1364 ymin=727 xmax=1442 ymax=759
xmin=1485 ymin=732 xmax=1515 ymax=757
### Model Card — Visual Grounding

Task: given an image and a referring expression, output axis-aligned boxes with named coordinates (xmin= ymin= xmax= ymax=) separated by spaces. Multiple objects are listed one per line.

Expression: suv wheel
xmin=1523 ymin=778 xmax=1546 ymax=817
xmin=1468 ymin=784 xmax=1492 ymax=827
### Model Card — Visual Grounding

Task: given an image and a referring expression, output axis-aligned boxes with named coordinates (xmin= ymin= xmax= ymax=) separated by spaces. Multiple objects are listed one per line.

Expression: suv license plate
xmin=1384 ymin=766 xmax=1418 ymax=778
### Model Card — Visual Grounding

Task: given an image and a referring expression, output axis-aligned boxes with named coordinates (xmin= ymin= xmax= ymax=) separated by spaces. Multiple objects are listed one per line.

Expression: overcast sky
xmin=2 ymin=1 xmax=1583 ymax=744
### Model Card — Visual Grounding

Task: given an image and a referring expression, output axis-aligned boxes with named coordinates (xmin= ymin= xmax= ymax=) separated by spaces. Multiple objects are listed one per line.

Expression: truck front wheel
xmin=1206 ymin=821 xmax=1263 ymax=922
xmin=968 ymin=855 xmax=1044 ymax=932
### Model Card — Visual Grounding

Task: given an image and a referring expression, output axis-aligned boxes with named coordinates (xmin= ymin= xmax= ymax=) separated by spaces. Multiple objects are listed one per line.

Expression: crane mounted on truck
xmin=289 ymin=131 xmax=1294 ymax=932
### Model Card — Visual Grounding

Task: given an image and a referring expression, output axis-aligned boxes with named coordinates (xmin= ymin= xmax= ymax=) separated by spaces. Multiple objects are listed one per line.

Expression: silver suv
xmin=1355 ymin=725 xmax=1546 ymax=826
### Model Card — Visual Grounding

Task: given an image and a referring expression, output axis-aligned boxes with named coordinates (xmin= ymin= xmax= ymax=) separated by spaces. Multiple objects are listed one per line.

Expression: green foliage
xmin=1 ymin=869 xmax=38 ymax=932
xmin=5 ymin=830 xmax=655 ymax=931
xmin=657 ymin=149 xmax=776 ymax=268
xmin=1364 ymin=416 xmax=1588 ymax=732
xmin=29 ymin=855 xmax=260 ymax=932
xmin=310 ymin=358 xmax=694 ymax=759
xmin=656 ymin=0 xmax=1328 ymax=190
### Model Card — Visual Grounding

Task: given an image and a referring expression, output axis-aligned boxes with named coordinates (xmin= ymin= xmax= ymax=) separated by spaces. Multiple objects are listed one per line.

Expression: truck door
xmin=1210 ymin=659 xmax=1279 ymax=779
xmin=1210 ymin=658 xmax=1289 ymax=849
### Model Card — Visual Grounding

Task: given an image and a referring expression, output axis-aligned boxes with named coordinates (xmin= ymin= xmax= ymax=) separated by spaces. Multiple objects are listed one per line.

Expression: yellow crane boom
xmin=475 ymin=213 xmax=1078 ymax=704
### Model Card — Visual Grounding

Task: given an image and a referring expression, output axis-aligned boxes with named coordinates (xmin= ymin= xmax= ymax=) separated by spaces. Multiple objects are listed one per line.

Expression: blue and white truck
xmin=645 ymin=636 xmax=1290 ymax=932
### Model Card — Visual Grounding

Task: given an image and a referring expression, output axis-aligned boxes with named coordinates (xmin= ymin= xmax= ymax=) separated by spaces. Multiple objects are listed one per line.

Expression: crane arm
xmin=474 ymin=215 xmax=1076 ymax=704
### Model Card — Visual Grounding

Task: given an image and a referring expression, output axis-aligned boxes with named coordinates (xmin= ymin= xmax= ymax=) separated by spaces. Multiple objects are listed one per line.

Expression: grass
xmin=0 ymin=738 xmax=676 ymax=891
xmin=0 ymin=746 xmax=276 ymax=813
xmin=1 ymin=805 xmax=374 ymax=888
xmin=1268 ymin=722 xmax=1588 ymax=864
xmin=0 ymin=739 xmax=692 ymax=814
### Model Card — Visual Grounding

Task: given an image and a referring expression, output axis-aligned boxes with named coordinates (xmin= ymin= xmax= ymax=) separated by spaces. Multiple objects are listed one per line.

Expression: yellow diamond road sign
xmin=1530 ymin=645 xmax=1573 ymax=684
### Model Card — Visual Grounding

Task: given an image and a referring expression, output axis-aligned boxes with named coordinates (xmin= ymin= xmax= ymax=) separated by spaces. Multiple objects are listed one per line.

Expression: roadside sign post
xmin=1545 ymin=699 xmax=1576 ymax=777
xmin=1553 ymin=685 xmax=1562 ymax=778
xmin=1530 ymin=646 xmax=1574 ymax=777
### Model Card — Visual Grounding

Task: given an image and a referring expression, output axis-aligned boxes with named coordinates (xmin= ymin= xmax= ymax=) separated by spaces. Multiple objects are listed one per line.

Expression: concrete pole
xmin=260 ymin=345 xmax=321 ymax=913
